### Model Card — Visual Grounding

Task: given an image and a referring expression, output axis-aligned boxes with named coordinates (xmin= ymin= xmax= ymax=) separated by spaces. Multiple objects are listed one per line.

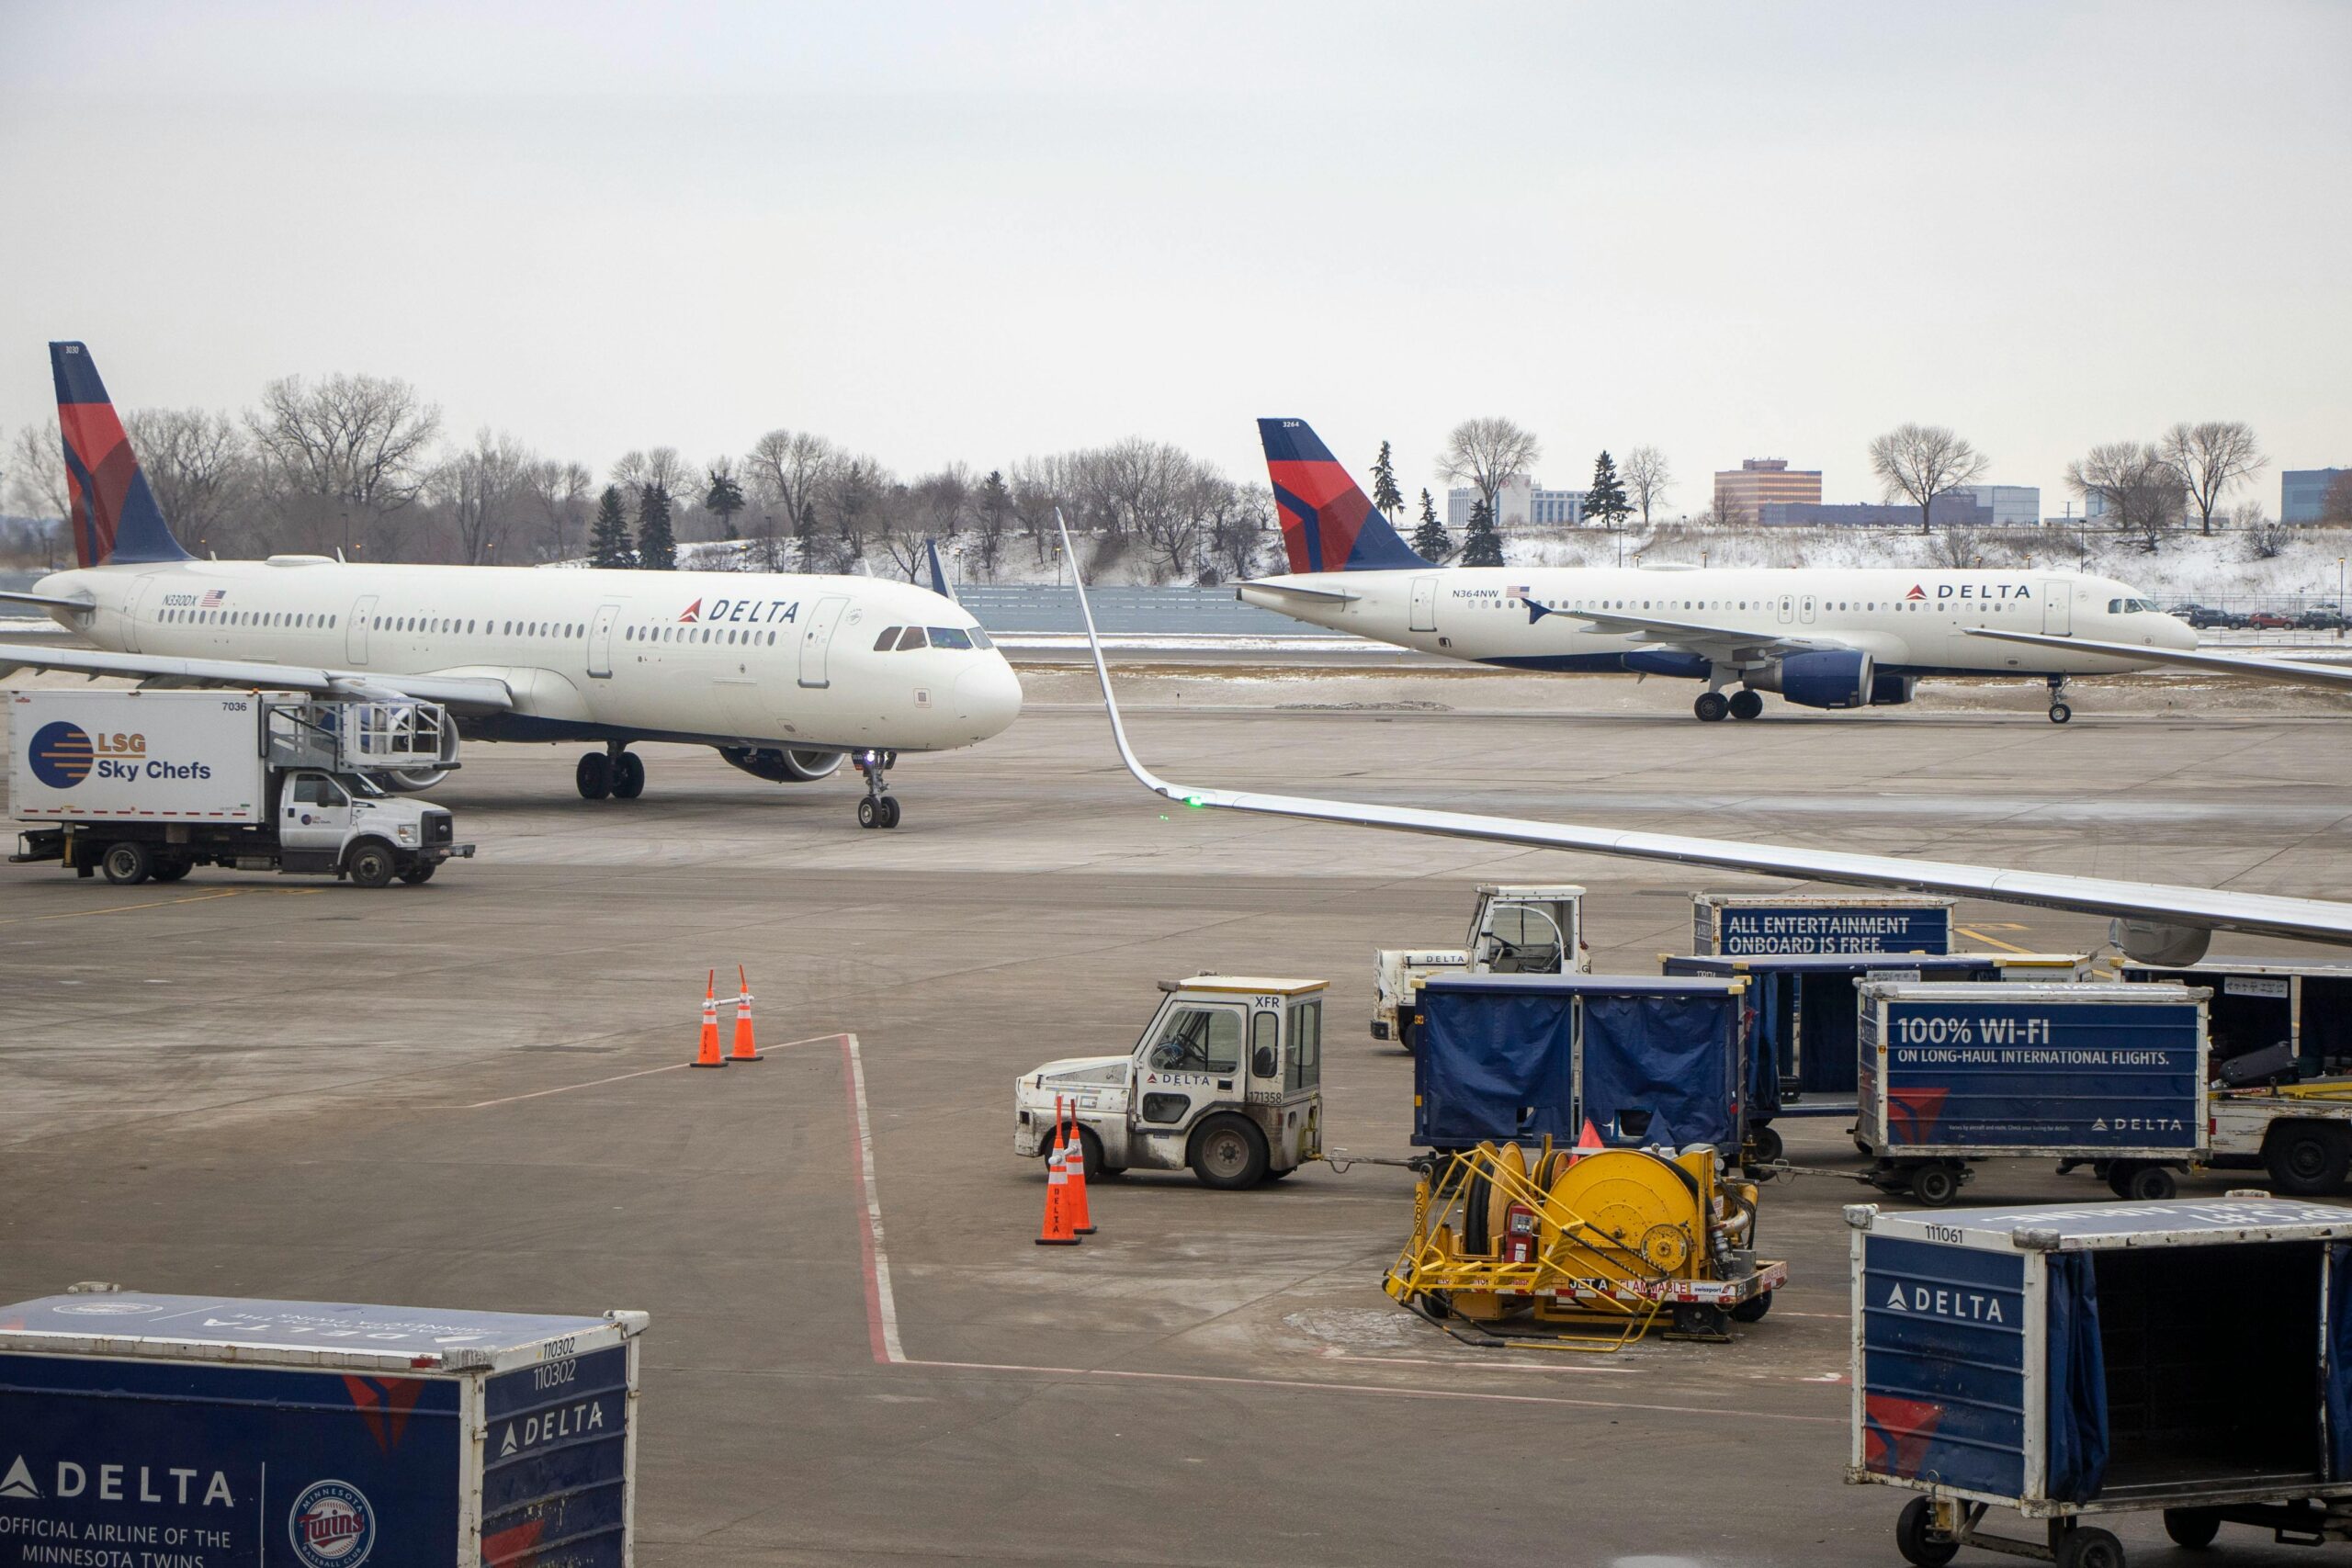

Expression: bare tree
xmin=1009 ymin=454 xmax=1080 ymax=564
xmin=526 ymin=459 xmax=594 ymax=561
xmin=435 ymin=427 xmax=535 ymax=564
xmin=125 ymin=408 xmax=249 ymax=553
xmin=2328 ymin=473 xmax=2352 ymax=525
xmin=970 ymin=468 xmax=1013 ymax=581
xmin=744 ymin=430 xmax=840 ymax=558
xmin=1208 ymin=482 xmax=1273 ymax=581
xmin=1438 ymin=417 xmax=1542 ymax=539
xmin=2067 ymin=441 xmax=2183 ymax=553
xmin=245 ymin=372 xmax=441 ymax=556
xmin=1868 ymin=423 xmax=1989 ymax=534
xmin=2159 ymin=421 xmax=2266 ymax=536
xmin=6 ymin=422 xmax=69 ymax=523
xmin=819 ymin=457 xmax=886 ymax=571
xmin=1622 ymin=446 xmax=1672 ymax=526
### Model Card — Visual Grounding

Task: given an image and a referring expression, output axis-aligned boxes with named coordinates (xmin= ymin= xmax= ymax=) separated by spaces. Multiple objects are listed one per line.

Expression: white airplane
xmin=1244 ymin=419 xmax=2199 ymax=724
xmin=0 ymin=343 xmax=1022 ymax=828
xmin=1061 ymin=520 xmax=2352 ymax=965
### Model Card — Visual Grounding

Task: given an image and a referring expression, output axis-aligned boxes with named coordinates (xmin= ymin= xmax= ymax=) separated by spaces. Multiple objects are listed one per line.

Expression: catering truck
xmin=9 ymin=688 xmax=471 ymax=887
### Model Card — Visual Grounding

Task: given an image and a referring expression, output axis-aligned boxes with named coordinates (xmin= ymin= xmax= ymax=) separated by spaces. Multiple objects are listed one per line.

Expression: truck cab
xmin=1014 ymin=976 xmax=1326 ymax=1189
xmin=275 ymin=770 xmax=459 ymax=885
xmin=1374 ymin=885 xmax=1588 ymax=1048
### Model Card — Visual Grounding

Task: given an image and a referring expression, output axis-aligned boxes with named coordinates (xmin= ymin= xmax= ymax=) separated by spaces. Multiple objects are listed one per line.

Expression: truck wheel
xmin=2125 ymin=1165 xmax=2176 ymax=1201
xmin=2162 ymin=1507 xmax=2221 ymax=1548
xmin=1729 ymin=1290 xmax=1773 ymax=1324
xmin=2266 ymin=1123 xmax=2352 ymax=1196
xmin=397 ymin=862 xmax=437 ymax=885
xmin=345 ymin=840 xmax=399 ymax=889
xmin=1074 ymin=1126 xmax=1108 ymax=1180
xmin=1894 ymin=1497 xmax=1957 ymax=1567
xmin=149 ymin=857 xmax=192 ymax=883
xmin=1910 ymin=1166 xmax=1961 ymax=1207
xmin=1189 ymin=1114 xmax=1269 ymax=1190
xmin=100 ymin=841 xmax=154 ymax=886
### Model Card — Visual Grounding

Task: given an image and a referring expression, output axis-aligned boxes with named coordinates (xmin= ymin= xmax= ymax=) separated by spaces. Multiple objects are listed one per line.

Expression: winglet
xmin=924 ymin=537 xmax=957 ymax=602
xmin=1060 ymin=511 xmax=1191 ymax=806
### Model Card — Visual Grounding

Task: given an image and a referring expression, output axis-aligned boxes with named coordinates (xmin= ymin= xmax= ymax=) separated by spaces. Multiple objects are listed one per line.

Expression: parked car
xmin=2299 ymin=606 xmax=2346 ymax=630
xmin=2248 ymin=611 xmax=2296 ymax=630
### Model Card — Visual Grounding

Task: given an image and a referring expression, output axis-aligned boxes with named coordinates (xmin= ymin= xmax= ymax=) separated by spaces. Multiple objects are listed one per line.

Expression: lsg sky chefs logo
xmin=288 ymin=1478 xmax=378 ymax=1566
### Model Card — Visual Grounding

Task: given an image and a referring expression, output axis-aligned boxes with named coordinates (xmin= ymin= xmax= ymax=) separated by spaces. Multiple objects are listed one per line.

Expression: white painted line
xmin=842 ymin=1032 xmax=907 ymax=1365
xmin=460 ymin=1030 xmax=842 ymax=1109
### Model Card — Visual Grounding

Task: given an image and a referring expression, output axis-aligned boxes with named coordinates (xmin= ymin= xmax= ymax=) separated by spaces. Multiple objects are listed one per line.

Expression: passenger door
xmin=2041 ymin=579 xmax=2072 ymax=636
xmin=1409 ymin=576 xmax=1438 ymax=633
xmin=280 ymin=773 xmax=355 ymax=854
xmin=798 ymin=595 xmax=850 ymax=689
xmin=1134 ymin=1001 xmax=1246 ymax=1132
xmin=586 ymin=602 xmax=623 ymax=678
xmin=346 ymin=596 xmax=377 ymax=664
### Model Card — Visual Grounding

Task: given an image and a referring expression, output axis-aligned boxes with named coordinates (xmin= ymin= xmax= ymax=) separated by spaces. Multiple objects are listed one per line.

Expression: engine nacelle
xmin=1621 ymin=649 xmax=1713 ymax=682
xmin=379 ymin=768 xmax=452 ymax=792
xmin=1869 ymin=673 xmax=1917 ymax=706
xmin=1751 ymin=649 xmax=1874 ymax=710
xmin=717 ymin=745 xmax=846 ymax=784
xmin=2109 ymin=918 xmax=2211 ymax=966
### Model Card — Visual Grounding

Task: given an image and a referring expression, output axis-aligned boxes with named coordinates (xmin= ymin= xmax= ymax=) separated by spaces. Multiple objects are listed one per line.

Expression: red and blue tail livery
xmin=1258 ymin=418 xmax=1430 ymax=574
xmin=51 ymin=341 xmax=190 ymax=569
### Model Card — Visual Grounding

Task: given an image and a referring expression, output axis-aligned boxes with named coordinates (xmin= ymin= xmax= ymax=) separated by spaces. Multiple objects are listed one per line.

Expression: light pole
xmin=2339 ymin=557 xmax=2346 ymax=640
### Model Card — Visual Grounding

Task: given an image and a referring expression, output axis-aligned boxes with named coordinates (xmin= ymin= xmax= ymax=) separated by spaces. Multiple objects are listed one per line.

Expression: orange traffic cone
xmin=1570 ymin=1117 xmax=1604 ymax=1163
xmin=691 ymin=970 xmax=725 ymax=1067
xmin=1035 ymin=1145 xmax=1080 ymax=1246
xmin=1059 ymin=1098 xmax=1095 ymax=1236
xmin=729 ymin=965 xmax=763 ymax=1062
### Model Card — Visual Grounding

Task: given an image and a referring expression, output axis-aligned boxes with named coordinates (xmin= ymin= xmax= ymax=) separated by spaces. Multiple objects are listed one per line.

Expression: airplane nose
xmin=2164 ymin=615 xmax=2200 ymax=650
xmin=954 ymin=656 xmax=1023 ymax=737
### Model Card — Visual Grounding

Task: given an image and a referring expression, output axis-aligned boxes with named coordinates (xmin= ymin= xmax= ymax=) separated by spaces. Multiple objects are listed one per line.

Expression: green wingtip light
xmin=1186 ymin=795 xmax=1206 ymax=808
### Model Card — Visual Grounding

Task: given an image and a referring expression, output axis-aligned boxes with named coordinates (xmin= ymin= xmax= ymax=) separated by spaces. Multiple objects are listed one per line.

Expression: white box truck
xmin=9 ymin=689 xmax=472 ymax=887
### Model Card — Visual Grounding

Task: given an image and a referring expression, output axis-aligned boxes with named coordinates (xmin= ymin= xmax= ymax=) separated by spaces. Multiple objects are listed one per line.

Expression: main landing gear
xmin=854 ymin=749 xmax=901 ymax=829
xmin=2046 ymin=675 xmax=2074 ymax=725
xmin=1694 ymin=688 xmax=1766 ymax=723
xmin=576 ymin=743 xmax=648 ymax=801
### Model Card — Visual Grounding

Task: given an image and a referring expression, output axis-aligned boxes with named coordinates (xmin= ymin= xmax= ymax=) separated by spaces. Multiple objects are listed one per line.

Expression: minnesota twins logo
xmin=28 ymin=721 xmax=95 ymax=788
xmin=288 ymin=1479 xmax=378 ymax=1566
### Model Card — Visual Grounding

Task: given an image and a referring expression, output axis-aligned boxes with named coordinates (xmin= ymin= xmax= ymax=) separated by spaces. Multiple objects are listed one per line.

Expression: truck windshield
xmin=1143 ymin=1006 xmax=1240 ymax=1073
xmin=342 ymin=773 xmax=388 ymax=798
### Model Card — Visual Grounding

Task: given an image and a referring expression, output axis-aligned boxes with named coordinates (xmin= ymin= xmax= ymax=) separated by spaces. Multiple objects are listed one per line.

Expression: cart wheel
xmin=1911 ymin=1166 xmax=1962 ymax=1207
xmin=2055 ymin=1525 xmax=2123 ymax=1568
xmin=2124 ymin=1166 xmax=2176 ymax=1201
xmin=1729 ymin=1289 xmax=1772 ymax=1324
xmin=2161 ymin=1507 xmax=2220 ymax=1548
xmin=1748 ymin=1124 xmax=1784 ymax=1169
xmin=1894 ymin=1497 xmax=1959 ymax=1568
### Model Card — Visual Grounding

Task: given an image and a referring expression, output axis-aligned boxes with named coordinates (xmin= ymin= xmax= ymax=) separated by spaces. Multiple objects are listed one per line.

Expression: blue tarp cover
xmin=1414 ymin=975 xmax=1743 ymax=1147
xmin=2331 ymin=1243 xmax=2352 ymax=1482
xmin=2043 ymin=1251 xmax=2109 ymax=1502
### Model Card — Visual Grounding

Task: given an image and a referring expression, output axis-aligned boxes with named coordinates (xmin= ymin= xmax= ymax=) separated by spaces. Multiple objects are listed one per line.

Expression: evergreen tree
xmin=588 ymin=484 xmax=635 ymax=569
xmin=1370 ymin=440 xmax=1405 ymax=519
xmin=1460 ymin=496 xmax=1504 ymax=567
xmin=636 ymin=481 xmax=678 ymax=570
xmin=1411 ymin=487 xmax=1451 ymax=560
xmin=794 ymin=498 xmax=819 ymax=570
xmin=1584 ymin=449 xmax=1632 ymax=532
xmin=704 ymin=466 xmax=746 ymax=539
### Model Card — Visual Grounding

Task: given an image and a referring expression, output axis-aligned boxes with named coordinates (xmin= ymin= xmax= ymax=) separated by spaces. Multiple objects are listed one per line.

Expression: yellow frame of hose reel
xmin=1385 ymin=1139 xmax=1779 ymax=1350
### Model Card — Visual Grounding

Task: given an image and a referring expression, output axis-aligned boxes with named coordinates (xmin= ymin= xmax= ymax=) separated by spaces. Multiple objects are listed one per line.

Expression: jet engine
xmin=717 ymin=745 xmax=846 ymax=784
xmin=1749 ymin=649 xmax=1875 ymax=710
xmin=2110 ymin=918 xmax=2211 ymax=966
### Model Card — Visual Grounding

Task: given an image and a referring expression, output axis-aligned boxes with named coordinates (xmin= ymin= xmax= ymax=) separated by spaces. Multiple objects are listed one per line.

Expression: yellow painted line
xmin=1956 ymin=925 xmax=2037 ymax=954
xmin=0 ymin=889 xmax=249 ymax=926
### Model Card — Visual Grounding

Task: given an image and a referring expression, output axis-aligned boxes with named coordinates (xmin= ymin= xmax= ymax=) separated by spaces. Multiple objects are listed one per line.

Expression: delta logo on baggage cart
xmin=288 ymin=1478 xmax=378 ymax=1566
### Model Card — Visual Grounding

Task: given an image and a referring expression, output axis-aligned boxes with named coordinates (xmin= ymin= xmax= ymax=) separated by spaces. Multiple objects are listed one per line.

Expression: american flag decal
xmin=199 ymin=590 xmax=225 ymax=606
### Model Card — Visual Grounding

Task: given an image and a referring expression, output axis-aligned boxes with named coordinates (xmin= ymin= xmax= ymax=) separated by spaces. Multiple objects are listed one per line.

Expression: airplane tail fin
xmin=50 ymin=342 xmax=191 ymax=569
xmin=1258 ymin=418 xmax=1430 ymax=574
xmin=924 ymin=537 xmax=957 ymax=602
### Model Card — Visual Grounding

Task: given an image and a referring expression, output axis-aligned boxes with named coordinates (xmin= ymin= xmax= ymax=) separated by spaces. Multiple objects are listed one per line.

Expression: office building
xmin=2284 ymin=468 xmax=2348 ymax=524
xmin=1714 ymin=458 xmax=1821 ymax=524
xmin=1445 ymin=477 xmax=1585 ymax=529
xmin=1953 ymin=485 xmax=2041 ymax=526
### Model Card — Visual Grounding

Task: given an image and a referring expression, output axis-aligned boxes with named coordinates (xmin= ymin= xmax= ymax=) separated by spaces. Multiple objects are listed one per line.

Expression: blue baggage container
xmin=1691 ymin=892 xmax=1955 ymax=957
xmin=1856 ymin=982 xmax=2210 ymax=1208
xmin=1410 ymin=973 xmax=1749 ymax=1154
xmin=0 ymin=1289 xmax=645 ymax=1567
xmin=1849 ymin=1195 xmax=2352 ymax=1566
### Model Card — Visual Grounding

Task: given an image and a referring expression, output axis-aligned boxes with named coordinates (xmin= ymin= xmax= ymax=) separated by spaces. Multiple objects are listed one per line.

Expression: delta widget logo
xmin=1904 ymin=584 xmax=1928 ymax=601
xmin=28 ymin=721 xmax=94 ymax=788
xmin=288 ymin=1479 xmax=377 ymax=1566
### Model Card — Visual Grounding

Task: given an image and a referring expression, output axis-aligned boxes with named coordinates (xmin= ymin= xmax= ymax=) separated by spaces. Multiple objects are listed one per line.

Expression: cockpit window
xmin=968 ymin=627 xmax=994 ymax=649
xmin=895 ymin=626 xmax=929 ymax=650
xmin=926 ymin=626 xmax=974 ymax=649
xmin=2108 ymin=597 xmax=2159 ymax=614
xmin=873 ymin=626 xmax=901 ymax=651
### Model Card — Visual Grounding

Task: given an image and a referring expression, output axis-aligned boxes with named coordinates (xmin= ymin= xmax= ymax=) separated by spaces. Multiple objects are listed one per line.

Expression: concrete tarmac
xmin=4 ymin=669 xmax=2351 ymax=1565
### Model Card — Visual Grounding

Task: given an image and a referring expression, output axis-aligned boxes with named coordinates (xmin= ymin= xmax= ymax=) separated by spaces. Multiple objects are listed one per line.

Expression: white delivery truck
xmin=1014 ymin=976 xmax=1325 ymax=1189
xmin=1372 ymin=885 xmax=1587 ymax=1048
xmin=9 ymin=689 xmax=471 ymax=887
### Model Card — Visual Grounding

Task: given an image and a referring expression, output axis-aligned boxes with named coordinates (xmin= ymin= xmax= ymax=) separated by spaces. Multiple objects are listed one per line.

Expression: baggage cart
xmin=1691 ymin=892 xmax=1955 ymax=957
xmin=2119 ymin=956 xmax=2352 ymax=1079
xmin=1856 ymin=982 xmax=2209 ymax=1206
xmin=1849 ymin=1195 xmax=2352 ymax=1567
xmin=0 ymin=1286 xmax=644 ymax=1566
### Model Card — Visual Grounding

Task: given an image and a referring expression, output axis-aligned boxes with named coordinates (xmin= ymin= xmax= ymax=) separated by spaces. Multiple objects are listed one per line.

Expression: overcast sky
xmin=2 ymin=1 xmax=2346 ymax=518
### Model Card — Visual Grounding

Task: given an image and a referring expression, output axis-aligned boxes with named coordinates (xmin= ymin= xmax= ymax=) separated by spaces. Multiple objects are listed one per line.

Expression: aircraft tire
xmin=576 ymin=751 xmax=612 ymax=800
xmin=857 ymin=797 xmax=879 ymax=829
xmin=612 ymin=751 xmax=646 ymax=799
xmin=1694 ymin=691 xmax=1730 ymax=723
xmin=2048 ymin=703 xmax=2073 ymax=725
xmin=876 ymin=796 xmax=901 ymax=829
xmin=1729 ymin=690 xmax=1764 ymax=720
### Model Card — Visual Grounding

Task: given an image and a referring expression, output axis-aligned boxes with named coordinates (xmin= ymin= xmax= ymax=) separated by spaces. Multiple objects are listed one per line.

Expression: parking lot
xmin=5 ymin=667 xmax=2352 ymax=1565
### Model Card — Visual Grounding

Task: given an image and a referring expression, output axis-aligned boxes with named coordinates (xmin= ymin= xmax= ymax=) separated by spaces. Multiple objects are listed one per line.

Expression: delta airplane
xmin=1060 ymin=521 xmax=2352 ymax=965
xmin=0 ymin=344 xmax=1023 ymax=828
xmin=1244 ymin=419 xmax=2198 ymax=725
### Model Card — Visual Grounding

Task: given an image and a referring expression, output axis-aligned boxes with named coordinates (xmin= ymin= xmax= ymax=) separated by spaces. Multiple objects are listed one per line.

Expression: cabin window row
xmin=160 ymin=609 xmax=338 ymax=628
xmin=1570 ymin=599 xmax=2014 ymax=615
xmin=624 ymin=626 xmax=781 ymax=646
xmin=868 ymin=625 xmax=992 ymax=652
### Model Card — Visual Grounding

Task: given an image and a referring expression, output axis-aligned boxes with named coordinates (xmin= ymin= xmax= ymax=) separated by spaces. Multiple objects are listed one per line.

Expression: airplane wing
xmin=0 ymin=590 xmax=94 ymax=614
xmin=0 ymin=642 xmax=515 ymax=712
xmin=1058 ymin=523 xmax=2352 ymax=951
xmin=1965 ymin=626 xmax=2352 ymax=689
xmin=1544 ymin=604 xmax=1852 ymax=665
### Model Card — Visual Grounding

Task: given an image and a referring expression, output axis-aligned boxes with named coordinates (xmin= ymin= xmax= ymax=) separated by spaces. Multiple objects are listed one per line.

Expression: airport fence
xmin=956 ymin=583 xmax=1323 ymax=637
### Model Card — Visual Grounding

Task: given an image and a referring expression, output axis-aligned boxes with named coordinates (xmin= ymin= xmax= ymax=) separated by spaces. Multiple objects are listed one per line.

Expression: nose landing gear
xmin=2047 ymin=675 xmax=2073 ymax=725
xmin=854 ymin=749 xmax=901 ymax=829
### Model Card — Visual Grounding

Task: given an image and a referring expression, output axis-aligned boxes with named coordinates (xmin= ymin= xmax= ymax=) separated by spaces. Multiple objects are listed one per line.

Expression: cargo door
xmin=346 ymin=595 xmax=377 ymax=664
xmin=798 ymin=594 xmax=849 ymax=688
xmin=587 ymin=601 xmax=622 ymax=679
xmin=1409 ymin=575 xmax=1438 ymax=632
xmin=2041 ymin=579 xmax=2073 ymax=636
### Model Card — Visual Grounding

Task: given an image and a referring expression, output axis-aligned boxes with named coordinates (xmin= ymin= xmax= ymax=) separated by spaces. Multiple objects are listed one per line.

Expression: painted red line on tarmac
xmin=840 ymin=1032 xmax=904 ymax=1364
